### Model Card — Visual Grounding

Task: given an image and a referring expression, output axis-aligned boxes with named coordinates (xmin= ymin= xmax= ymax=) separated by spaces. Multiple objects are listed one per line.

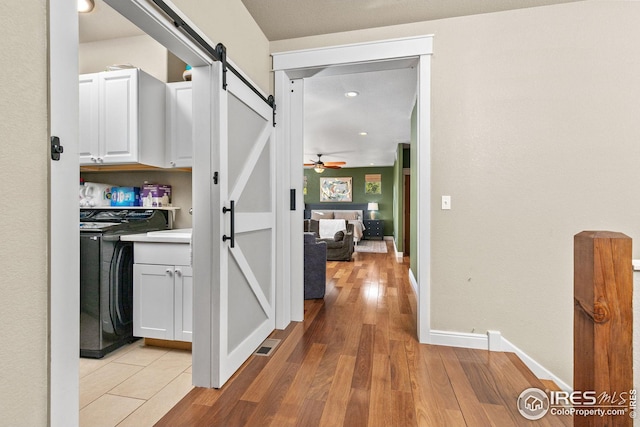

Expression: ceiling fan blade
xmin=325 ymin=165 xmax=342 ymax=169
xmin=303 ymin=163 xmax=316 ymax=166
xmin=323 ymin=161 xmax=346 ymax=166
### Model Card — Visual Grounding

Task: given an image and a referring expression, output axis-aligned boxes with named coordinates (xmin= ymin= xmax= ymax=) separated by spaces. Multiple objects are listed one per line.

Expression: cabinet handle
xmin=90 ymin=156 xmax=97 ymax=163
xmin=165 ymin=268 xmax=173 ymax=276
xmin=174 ymin=268 xmax=182 ymax=277
xmin=97 ymin=157 xmax=103 ymax=163
xmin=170 ymin=161 xmax=176 ymax=167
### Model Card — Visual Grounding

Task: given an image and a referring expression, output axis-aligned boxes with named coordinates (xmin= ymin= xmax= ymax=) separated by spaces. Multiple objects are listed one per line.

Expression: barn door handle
xmin=222 ymin=200 xmax=235 ymax=248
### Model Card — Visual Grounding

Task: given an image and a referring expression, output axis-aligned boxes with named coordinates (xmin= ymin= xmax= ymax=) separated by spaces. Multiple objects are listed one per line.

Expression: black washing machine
xmin=79 ymin=209 xmax=169 ymax=358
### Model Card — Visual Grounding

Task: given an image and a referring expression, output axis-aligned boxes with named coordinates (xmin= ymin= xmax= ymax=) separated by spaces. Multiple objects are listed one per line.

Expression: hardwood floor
xmin=156 ymin=242 xmax=571 ymax=426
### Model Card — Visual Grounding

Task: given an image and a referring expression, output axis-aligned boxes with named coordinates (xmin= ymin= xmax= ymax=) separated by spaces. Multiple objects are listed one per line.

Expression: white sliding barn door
xmin=214 ymin=63 xmax=276 ymax=387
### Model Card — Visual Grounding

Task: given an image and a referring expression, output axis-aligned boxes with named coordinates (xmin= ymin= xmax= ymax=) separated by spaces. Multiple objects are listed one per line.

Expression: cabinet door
xmin=174 ymin=265 xmax=193 ymax=342
xmin=166 ymin=82 xmax=193 ymax=168
xmin=78 ymin=73 xmax=100 ymax=164
xmin=100 ymin=69 xmax=138 ymax=164
xmin=133 ymin=263 xmax=174 ymax=340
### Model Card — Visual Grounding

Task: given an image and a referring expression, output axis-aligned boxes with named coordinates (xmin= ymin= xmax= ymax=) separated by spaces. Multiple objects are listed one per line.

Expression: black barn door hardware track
xmin=150 ymin=0 xmax=276 ymax=125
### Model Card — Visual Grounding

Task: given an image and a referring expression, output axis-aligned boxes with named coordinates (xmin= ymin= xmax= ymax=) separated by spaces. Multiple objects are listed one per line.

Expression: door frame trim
xmin=272 ymin=35 xmax=434 ymax=341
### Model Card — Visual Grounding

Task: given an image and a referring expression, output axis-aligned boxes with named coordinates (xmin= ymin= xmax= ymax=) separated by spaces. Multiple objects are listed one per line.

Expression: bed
xmin=304 ymin=203 xmax=369 ymax=243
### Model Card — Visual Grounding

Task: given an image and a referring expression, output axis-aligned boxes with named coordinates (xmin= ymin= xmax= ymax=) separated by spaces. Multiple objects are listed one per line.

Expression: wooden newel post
xmin=574 ymin=231 xmax=633 ymax=427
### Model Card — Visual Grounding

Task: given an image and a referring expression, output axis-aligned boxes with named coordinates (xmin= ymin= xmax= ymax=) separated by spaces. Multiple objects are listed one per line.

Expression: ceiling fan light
xmin=345 ymin=91 xmax=359 ymax=98
xmin=78 ymin=0 xmax=95 ymax=13
xmin=314 ymin=165 xmax=325 ymax=173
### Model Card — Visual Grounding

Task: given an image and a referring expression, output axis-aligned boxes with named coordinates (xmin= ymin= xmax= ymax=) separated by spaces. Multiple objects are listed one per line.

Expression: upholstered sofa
xmin=304 ymin=232 xmax=326 ymax=299
xmin=321 ymin=223 xmax=354 ymax=261
xmin=305 ymin=220 xmax=355 ymax=261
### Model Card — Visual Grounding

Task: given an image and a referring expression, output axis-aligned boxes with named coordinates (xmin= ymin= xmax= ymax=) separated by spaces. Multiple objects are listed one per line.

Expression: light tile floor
xmin=79 ymin=341 xmax=193 ymax=427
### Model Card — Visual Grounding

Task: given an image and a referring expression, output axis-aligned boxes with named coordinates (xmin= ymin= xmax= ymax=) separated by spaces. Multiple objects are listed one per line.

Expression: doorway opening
xmin=273 ymin=35 xmax=433 ymax=342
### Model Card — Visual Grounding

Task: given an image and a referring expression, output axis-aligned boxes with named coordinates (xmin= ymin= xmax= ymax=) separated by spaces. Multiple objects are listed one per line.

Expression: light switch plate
xmin=441 ymin=195 xmax=451 ymax=210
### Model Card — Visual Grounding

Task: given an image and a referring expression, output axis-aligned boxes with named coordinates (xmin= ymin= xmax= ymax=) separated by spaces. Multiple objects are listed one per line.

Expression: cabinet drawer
xmin=134 ymin=242 xmax=190 ymax=265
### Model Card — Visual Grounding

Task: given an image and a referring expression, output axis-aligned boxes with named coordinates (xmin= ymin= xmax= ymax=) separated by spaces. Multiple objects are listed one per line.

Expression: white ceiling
xmin=304 ymin=67 xmax=417 ymax=168
xmin=240 ymin=0 xmax=583 ymax=41
xmin=79 ymin=0 xmax=144 ymax=43
xmin=80 ymin=0 xmax=582 ymax=170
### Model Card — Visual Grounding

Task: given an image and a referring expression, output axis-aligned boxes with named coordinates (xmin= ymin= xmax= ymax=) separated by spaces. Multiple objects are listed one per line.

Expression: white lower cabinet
xmin=132 ymin=243 xmax=192 ymax=342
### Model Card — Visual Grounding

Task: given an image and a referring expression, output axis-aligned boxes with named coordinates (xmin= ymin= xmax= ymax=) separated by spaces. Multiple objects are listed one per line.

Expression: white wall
xmin=171 ymin=0 xmax=271 ymax=92
xmin=79 ymin=34 xmax=178 ymax=82
xmin=271 ymin=1 xmax=640 ymax=385
xmin=0 ymin=0 xmax=49 ymax=425
xmin=81 ymin=171 xmax=193 ymax=229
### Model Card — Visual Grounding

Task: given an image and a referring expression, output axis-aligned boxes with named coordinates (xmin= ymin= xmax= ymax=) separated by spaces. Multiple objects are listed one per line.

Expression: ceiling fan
xmin=304 ymin=154 xmax=346 ymax=173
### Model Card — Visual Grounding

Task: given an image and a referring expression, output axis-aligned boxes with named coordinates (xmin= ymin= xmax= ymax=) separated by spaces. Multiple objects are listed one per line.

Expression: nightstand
xmin=363 ymin=219 xmax=383 ymax=240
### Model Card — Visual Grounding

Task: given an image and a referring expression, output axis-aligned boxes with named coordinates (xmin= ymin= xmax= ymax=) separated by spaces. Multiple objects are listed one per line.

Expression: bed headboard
xmin=304 ymin=203 xmax=370 ymax=220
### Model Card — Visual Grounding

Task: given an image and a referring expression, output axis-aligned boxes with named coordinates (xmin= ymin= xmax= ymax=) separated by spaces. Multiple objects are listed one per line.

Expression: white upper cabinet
xmin=79 ymin=68 xmax=165 ymax=167
xmin=79 ymin=73 xmax=100 ymax=162
xmin=165 ymin=81 xmax=193 ymax=168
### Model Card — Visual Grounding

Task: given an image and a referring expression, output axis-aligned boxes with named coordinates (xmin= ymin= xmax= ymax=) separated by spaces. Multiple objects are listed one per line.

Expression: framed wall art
xmin=320 ymin=177 xmax=352 ymax=202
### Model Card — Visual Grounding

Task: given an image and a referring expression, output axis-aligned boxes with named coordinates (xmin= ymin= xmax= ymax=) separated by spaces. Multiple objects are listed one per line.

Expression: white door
xmin=50 ymin=0 xmax=79 ymax=424
xmin=215 ymin=64 xmax=276 ymax=387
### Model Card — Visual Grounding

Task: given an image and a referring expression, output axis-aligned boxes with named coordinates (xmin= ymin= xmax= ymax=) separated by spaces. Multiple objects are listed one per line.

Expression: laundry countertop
xmin=121 ymin=228 xmax=192 ymax=244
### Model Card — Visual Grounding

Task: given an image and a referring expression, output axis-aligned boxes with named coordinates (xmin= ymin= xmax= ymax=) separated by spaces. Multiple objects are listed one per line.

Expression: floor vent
xmin=253 ymin=338 xmax=281 ymax=357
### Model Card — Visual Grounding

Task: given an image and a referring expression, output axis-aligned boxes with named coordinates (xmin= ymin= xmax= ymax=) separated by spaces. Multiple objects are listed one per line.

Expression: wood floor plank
xmin=392 ymin=390 xmax=418 ymax=427
xmin=404 ymin=339 xmax=448 ymax=426
xmin=438 ymin=345 xmax=495 ymax=426
xmin=282 ymin=343 xmax=326 ymax=407
xmin=318 ymin=355 xmax=357 ymax=427
xmin=219 ymin=400 xmax=258 ymax=427
xmin=293 ymin=398 xmax=325 ymax=427
xmin=344 ymin=388 xmax=370 ymax=427
xmin=389 ymin=339 xmax=412 ymax=392
xmin=240 ymin=323 xmax=304 ymax=402
xmin=351 ymin=324 xmax=375 ymax=390
xmin=368 ymin=353 xmax=393 ymax=427
xmin=242 ymin=361 xmax=299 ymax=427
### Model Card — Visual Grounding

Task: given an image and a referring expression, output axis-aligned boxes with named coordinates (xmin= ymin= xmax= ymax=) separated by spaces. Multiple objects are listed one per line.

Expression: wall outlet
xmin=441 ymin=195 xmax=451 ymax=210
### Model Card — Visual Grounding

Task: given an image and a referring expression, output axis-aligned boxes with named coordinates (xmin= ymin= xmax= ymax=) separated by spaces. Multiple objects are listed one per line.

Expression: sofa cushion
xmin=334 ymin=231 xmax=345 ymax=241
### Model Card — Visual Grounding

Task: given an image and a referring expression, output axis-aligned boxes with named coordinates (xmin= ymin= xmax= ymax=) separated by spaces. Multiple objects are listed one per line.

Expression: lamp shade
xmin=367 ymin=203 xmax=379 ymax=211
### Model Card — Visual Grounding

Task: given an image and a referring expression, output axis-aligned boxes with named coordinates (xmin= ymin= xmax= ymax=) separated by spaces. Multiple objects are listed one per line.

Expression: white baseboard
xmin=384 ymin=235 xmax=394 ymax=240
xmin=429 ymin=330 xmax=488 ymax=350
xmin=408 ymin=268 xmax=418 ymax=296
xmin=428 ymin=329 xmax=571 ymax=392
xmin=391 ymin=238 xmax=404 ymax=258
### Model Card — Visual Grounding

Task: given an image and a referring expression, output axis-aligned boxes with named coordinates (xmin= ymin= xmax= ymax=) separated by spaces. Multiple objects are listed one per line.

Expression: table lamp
xmin=367 ymin=202 xmax=379 ymax=219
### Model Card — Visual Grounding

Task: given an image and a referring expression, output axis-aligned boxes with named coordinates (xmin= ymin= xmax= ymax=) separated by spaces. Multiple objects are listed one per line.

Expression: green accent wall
xmin=410 ymin=103 xmax=418 ymax=278
xmin=304 ymin=167 xmax=394 ymax=235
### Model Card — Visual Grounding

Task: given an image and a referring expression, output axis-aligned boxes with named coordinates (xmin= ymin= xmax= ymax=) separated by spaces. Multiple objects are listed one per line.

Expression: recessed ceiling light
xmin=359 ymin=132 xmax=368 ymax=136
xmin=78 ymin=0 xmax=95 ymax=13
xmin=345 ymin=91 xmax=359 ymax=98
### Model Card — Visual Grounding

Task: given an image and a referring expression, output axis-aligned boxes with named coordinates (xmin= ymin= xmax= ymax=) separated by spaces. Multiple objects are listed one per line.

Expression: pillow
xmin=334 ymin=231 xmax=345 ymax=241
xmin=334 ymin=211 xmax=357 ymax=220
xmin=311 ymin=210 xmax=333 ymax=220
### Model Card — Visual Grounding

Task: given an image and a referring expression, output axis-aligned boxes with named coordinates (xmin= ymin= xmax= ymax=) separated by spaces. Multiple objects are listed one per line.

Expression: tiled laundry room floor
xmin=79 ymin=341 xmax=193 ymax=427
